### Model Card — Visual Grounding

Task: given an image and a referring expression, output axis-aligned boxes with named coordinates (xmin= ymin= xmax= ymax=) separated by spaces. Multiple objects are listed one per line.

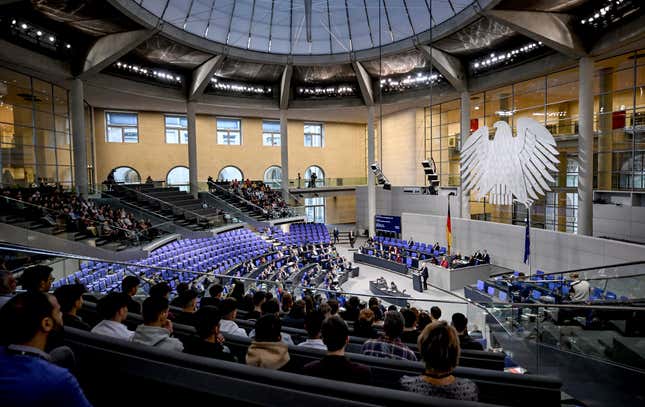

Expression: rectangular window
xmin=304 ymin=123 xmax=324 ymax=147
xmin=217 ymin=118 xmax=241 ymax=145
xmin=165 ymin=115 xmax=188 ymax=144
xmin=262 ymin=120 xmax=281 ymax=146
xmin=304 ymin=197 xmax=325 ymax=223
xmin=106 ymin=112 xmax=138 ymax=143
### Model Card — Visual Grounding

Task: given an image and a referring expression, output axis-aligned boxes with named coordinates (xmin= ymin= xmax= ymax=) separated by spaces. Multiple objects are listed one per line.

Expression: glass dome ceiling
xmin=135 ymin=0 xmax=474 ymax=55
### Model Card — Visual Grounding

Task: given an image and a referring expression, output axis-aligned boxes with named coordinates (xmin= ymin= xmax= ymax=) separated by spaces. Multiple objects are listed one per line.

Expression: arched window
xmin=305 ymin=165 xmax=325 ymax=187
xmin=112 ymin=166 xmax=140 ymax=184
xmin=166 ymin=166 xmax=190 ymax=192
xmin=218 ymin=166 xmax=243 ymax=182
xmin=264 ymin=166 xmax=282 ymax=189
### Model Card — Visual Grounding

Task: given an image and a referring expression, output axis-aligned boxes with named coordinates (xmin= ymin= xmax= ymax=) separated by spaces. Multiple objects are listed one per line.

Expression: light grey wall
xmin=593 ymin=204 xmax=645 ymax=244
xmin=356 ymin=186 xmax=453 ymax=232
xmin=401 ymin=213 xmax=645 ymax=273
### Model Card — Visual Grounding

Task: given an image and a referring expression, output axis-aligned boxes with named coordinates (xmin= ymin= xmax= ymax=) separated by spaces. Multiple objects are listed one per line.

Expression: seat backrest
xmin=64 ymin=327 xmax=497 ymax=407
xmin=219 ymin=334 xmax=561 ymax=407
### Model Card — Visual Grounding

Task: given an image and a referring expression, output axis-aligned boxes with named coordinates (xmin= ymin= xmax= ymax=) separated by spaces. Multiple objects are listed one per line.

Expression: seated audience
xmin=451 ymin=313 xmax=484 ymax=351
xmin=121 ymin=276 xmax=141 ymax=314
xmin=149 ymin=282 xmax=171 ymax=300
xmin=326 ymin=299 xmax=339 ymax=316
xmin=282 ymin=299 xmax=306 ymax=328
xmin=340 ymin=296 xmax=360 ymax=322
xmin=0 ymin=292 xmax=92 ymax=407
xmin=302 ymin=316 xmax=372 ymax=385
xmin=430 ymin=306 xmax=442 ymax=322
xmin=91 ymin=292 xmax=134 ymax=341
xmin=400 ymin=321 xmax=478 ymax=401
xmin=170 ymin=283 xmax=190 ymax=307
xmin=417 ymin=311 xmax=432 ymax=334
xmin=53 ymin=284 xmax=90 ymax=331
xmin=353 ymin=308 xmax=378 ymax=339
xmin=297 ymin=310 xmax=327 ymax=351
xmin=247 ymin=290 xmax=266 ymax=320
xmin=0 ymin=269 xmax=17 ymax=308
xmin=172 ymin=288 xmax=199 ymax=327
xmin=246 ymin=314 xmax=294 ymax=371
xmin=201 ymin=284 xmax=224 ymax=308
xmin=361 ymin=311 xmax=417 ymax=361
xmin=132 ymin=296 xmax=184 ymax=352
xmin=20 ymin=264 xmax=54 ymax=293
xmin=400 ymin=308 xmax=419 ymax=344
xmin=248 ymin=299 xmax=294 ymax=345
xmin=183 ymin=306 xmax=236 ymax=362
xmin=218 ymin=298 xmax=247 ymax=337
xmin=280 ymin=292 xmax=293 ymax=314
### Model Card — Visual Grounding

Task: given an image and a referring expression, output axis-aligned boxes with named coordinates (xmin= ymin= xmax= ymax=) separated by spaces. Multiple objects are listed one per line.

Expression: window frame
xmin=105 ymin=111 xmax=139 ymax=143
xmin=304 ymin=122 xmax=324 ymax=147
xmin=262 ymin=120 xmax=281 ymax=146
xmin=164 ymin=114 xmax=188 ymax=144
xmin=216 ymin=117 xmax=242 ymax=145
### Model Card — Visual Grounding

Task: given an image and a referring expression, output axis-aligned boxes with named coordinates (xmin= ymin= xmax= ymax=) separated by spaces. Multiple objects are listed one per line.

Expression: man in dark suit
xmin=451 ymin=313 xmax=484 ymax=351
xmin=421 ymin=265 xmax=429 ymax=290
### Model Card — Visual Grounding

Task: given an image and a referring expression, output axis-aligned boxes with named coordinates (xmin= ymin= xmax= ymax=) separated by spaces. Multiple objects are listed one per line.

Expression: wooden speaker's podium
xmin=412 ymin=272 xmax=423 ymax=293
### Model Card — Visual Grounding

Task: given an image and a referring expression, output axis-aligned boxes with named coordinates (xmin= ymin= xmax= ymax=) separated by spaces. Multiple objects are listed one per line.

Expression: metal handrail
xmin=489 ymin=260 xmax=645 ymax=279
xmin=1 ymin=244 xmax=470 ymax=306
xmin=118 ymin=184 xmax=215 ymax=223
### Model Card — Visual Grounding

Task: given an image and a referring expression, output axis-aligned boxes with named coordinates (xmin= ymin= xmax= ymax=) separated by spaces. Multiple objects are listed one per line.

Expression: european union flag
xmin=523 ymin=217 xmax=530 ymax=264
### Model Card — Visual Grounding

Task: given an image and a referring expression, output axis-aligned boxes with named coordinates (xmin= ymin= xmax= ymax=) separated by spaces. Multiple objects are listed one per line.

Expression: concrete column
xmin=187 ymin=101 xmax=198 ymax=198
xmin=71 ymin=78 xmax=88 ymax=197
xmin=578 ymin=57 xmax=594 ymax=236
xmin=280 ymin=110 xmax=289 ymax=201
xmin=460 ymin=91 xmax=471 ymax=219
xmin=368 ymin=106 xmax=376 ymax=236
xmin=597 ymin=67 xmax=613 ymax=190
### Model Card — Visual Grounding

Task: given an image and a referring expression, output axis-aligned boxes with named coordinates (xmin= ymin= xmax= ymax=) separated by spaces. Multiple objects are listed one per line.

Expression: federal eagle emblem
xmin=460 ymin=118 xmax=559 ymax=207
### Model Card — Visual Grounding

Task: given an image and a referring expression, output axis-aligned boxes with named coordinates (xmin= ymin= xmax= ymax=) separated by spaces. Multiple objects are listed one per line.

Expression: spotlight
xmin=21 ymin=23 xmax=28 ymax=29
xmin=369 ymin=162 xmax=391 ymax=191
xmin=36 ymin=31 xmax=42 ymax=36
xmin=48 ymin=36 xmax=55 ymax=42
xmin=421 ymin=159 xmax=440 ymax=195
xmin=66 ymin=44 xmax=71 ymax=49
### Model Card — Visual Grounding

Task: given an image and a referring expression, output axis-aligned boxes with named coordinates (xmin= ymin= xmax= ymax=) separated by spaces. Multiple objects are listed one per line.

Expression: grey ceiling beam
xmin=280 ymin=64 xmax=293 ymax=109
xmin=591 ymin=15 xmax=645 ymax=56
xmin=189 ymin=54 xmax=225 ymax=102
xmin=417 ymin=45 xmax=467 ymax=92
xmin=305 ymin=0 xmax=312 ymax=43
xmin=352 ymin=61 xmax=373 ymax=106
xmin=79 ymin=29 xmax=156 ymax=79
xmin=484 ymin=10 xmax=587 ymax=58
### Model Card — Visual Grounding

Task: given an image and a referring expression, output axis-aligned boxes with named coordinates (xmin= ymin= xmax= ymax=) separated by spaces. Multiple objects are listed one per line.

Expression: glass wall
xmin=424 ymin=49 xmax=645 ymax=232
xmin=0 ymin=66 xmax=73 ymax=188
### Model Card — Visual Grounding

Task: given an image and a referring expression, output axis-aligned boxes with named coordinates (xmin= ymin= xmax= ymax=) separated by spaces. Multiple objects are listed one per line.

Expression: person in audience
xmin=417 ymin=311 xmax=432 ymax=333
xmin=201 ymin=284 xmax=224 ymax=308
xmin=121 ymin=275 xmax=141 ymax=314
xmin=569 ymin=273 xmax=590 ymax=302
xmin=401 ymin=308 xmax=419 ymax=344
xmin=248 ymin=299 xmax=294 ymax=345
xmin=340 ymin=296 xmax=360 ymax=322
xmin=53 ymin=284 xmax=90 ymax=331
xmin=228 ymin=280 xmax=245 ymax=303
xmin=280 ymin=292 xmax=293 ymax=315
xmin=0 ymin=292 xmax=92 ymax=407
xmin=218 ymin=298 xmax=247 ymax=337
xmin=247 ymin=290 xmax=266 ymax=320
xmin=246 ymin=314 xmax=294 ymax=371
xmin=172 ymin=288 xmax=199 ymax=327
xmin=0 ymin=269 xmax=17 ymax=308
xmin=132 ymin=296 xmax=183 ymax=352
xmin=368 ymin=297 xmax=384 ymax=322
xmin=297 ymin=310 xmax=327 ymax=351
xmin=326 ymin=299 xmax=339 ymax=316
xmin=430 ymin=306 xmax=442 ymax=323
xmin=451 ymin=313 xmax=484 ymax=351
xmin=361 ymin=311 xmax=417 ymax=361
xmin=149 ymin=282 xmax=172 ymax=300
xmin=170 ymin=282 xmax=190 ymax=307
xmin=183 ymin=305 xmax=236 ymax=362
xmin=353 ymin=308 xmax=378 ymax=339
xmin=91 ymin=292 xmax=134 ymax=341
xmin=283 ymin=299 xmax=306 ymax=328
xmin=387 ymin=304 xmax=398 ymax=312
xmin=20 ymin=264 xmax=54 ymax=293
xmin=302 ymin=316 xmax=372 ymax=385
xmin=400 ymin=321 xmax=478 ymax=401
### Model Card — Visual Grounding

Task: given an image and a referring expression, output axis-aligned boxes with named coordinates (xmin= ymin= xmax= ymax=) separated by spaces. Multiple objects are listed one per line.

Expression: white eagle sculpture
xmin=460 ymin=118 xmax=559 ymax=207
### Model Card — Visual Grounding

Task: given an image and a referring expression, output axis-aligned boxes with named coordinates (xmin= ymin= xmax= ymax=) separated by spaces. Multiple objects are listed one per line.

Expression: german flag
xmin=446 ymin=200 xmax=452 ymax=256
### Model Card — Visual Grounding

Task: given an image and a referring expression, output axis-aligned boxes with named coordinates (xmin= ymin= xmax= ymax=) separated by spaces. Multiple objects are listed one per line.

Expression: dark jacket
xmin=459 ymin=333 xmax=484 ymax=351
xmin=183 ymin=336 xmax=237 ymax=362
xmin=63 ymin=314 xmax=91 ymax=331
xmin=303 ymin=355 xmax=372 ymax=385
xmin=127 ymin=297 xmax=141 ymax=314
